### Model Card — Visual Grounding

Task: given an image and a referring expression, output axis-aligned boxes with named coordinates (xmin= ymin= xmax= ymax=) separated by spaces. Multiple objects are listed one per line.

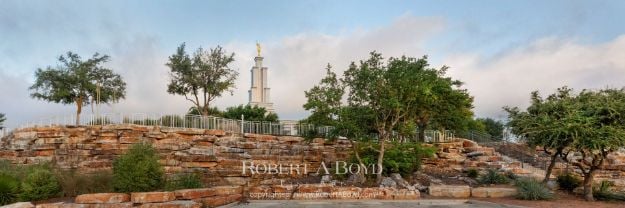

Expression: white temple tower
xmin=248 ymin=43 xmax=275 ymax=113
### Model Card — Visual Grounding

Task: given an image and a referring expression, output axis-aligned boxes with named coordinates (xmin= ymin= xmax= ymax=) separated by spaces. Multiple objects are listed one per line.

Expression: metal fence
xmin=4 ymin=113 xmax=457 ymax=143
xmin=8 ymin=113 xmax=335 ymax=137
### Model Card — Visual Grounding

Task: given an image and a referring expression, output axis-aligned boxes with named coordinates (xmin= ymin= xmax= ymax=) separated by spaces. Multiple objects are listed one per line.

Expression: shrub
xmin=164 ymin=173 xmax=203 ymax=191
xmin=357 ymin=141 xmax=436 ymax=176
xmin=56 ymin=170 xmax=113 ymax=196
xmin=0 ymin=173 xmax=20 ymax=205
xmin=515 ymin=178 xmax=553 ymax=200
xmin=478 ymin=169 xmax=509 ymax=185
xmin=20 ymin=169 xmax=61 ymax=201
xmin=556 ymin=173 xmax=581 ymax=192
xmin=593 ymin=180 xmax=625 ymax=201
xmin=466 ymin=168 xmax=478 ymax=179
xmin=112 ymin=143 xmax=164 ymax=192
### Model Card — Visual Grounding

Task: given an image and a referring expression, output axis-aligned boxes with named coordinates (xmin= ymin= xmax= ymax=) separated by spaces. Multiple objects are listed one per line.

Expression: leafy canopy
xmin=166 ymin=43 xmax=238 ymax=116
xmin=222 ymin=105 xmax=278 ymax=122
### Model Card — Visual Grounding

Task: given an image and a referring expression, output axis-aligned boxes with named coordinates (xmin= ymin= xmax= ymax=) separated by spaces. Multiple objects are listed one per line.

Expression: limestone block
xmin=329 ymin=187 xmax=361 ymax=199
xmin=3 ymin=202 xmax=34 ymax=208
xmin=137 ymin=201 xmax=201 ymax=208
xmin=212 ymin=185 xmax=243 ymax=196
xmin=428 ymin=185 xmax=471 ymax=198
xmin=131 ymin=192 xmax=176 ymax=203
xmin=174 ymin=188 xmax=217 ymax=200
xmin=471 ymin=187 xmax=517 ymax=198
xmin=392 ymin=189 xmax=420 ymax=200
xmin=205 ymin=129 xmax=226 ymax=136
xmin=75 ymin=193 xmax=130 ymax=203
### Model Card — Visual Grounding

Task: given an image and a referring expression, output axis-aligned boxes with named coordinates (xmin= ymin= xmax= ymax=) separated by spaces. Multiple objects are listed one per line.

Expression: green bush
xmin=556 ymin=173 xmax=581 ymax=192
xmin=515 ymin=178 xmax=553 ymax=200
xmin=112 ymin=143 xmax=164 ymax=192
xmin=356 ymin=141 xmax=436 ymax=176
xmin=164 ymin=173 xmax=203 ymax=191
xmin=466 ymin=168 xmax=478 ymax=179
xmin=20 ymin=169 xmax=61 ymax=201
xmin=0 ymin=173 xmax=20 ymax=205
xmin=478 ymin=169 xmax=509 ymax=185
xmin=593 ymin=180 xmax=625 ymax=201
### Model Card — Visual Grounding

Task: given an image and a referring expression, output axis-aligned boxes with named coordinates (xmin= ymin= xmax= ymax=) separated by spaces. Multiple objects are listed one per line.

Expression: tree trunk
xmin=75 ymin=97 xmax=83 ymax=125
xmin=543 ymin=150 xmax=560 ymax=184
xmin=349 ymin=140 xmax=367 ymax=184
xmin=417 ymin=125 xmax=426 ymax=143
xmin=582 ymin=170 xmax=596 ymax=201
xmin=375 ymin=133 xmax=386 ymax=184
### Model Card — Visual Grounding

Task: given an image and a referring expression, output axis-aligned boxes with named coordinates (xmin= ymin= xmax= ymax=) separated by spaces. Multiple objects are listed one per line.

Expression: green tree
xmin=476 ymin=118 xmax=504 ymax=140
xmin=506 ymin=87 xmax=578 ymax=184
xmin=564 ymin=88 xmax=625 ymax=201
xmin=186 ymin=106 xmax=222 ymax=117
xmin=29 ymin=52 xmax=126 ymax=125
xmin=0 ymin=113 xmax=5 ymax=130
xmin=166 ymin=43 xmax=238 ymax=116
xmin=303 ymin=64 xmax=344 ymax=126
xmin=222 ymin=105 xmax=278 ymax=122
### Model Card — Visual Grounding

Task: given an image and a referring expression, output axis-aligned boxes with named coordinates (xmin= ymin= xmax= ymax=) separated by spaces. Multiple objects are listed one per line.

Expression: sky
xmin=2 ymin=0 xmax=625 ymax=128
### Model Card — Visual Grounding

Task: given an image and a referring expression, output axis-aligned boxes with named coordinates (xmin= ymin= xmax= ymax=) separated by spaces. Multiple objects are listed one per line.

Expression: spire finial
xmin=256 ymin=42 xmax=261 ymax=57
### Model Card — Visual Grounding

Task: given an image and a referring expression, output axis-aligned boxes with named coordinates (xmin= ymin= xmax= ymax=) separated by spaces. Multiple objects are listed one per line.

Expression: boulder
xmin=174 ymin=188 xmax=216 ymax=200
xmin=471 ymin=187 xmax=517 ymax=198
xmin=390 ymin=173 xmax=412 ymax=190
xmin=137 ymin=201 xmax=201 ymax=208
xmin=3 ymin=202 xmax=34 ymax=208
xmin=379 ymin=177 xmax=397 ymax=188
xmin=428 ymin=185 xmax=471 ymax=198
xmin=462 ymin=139 xmax=478 ymax=148
xmin=75 ymin=193 xmax=130 ymax=203
xmin=131 ymin=192 xmax=176 ymax=203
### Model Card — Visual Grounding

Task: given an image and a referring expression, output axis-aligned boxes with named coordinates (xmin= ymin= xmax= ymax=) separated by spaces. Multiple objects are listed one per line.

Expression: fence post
xmin=241 ymin=115 xmax=245 ymax=134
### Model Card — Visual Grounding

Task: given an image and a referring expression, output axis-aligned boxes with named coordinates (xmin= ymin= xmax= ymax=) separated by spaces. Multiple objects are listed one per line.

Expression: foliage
xmin=515 ymin=178 xmax=554 ymax=200
xmin=19 ymin=168 xmax=61 ymax=201
xmin=187 ymin=106 xmax=222 ymax=117
xmin=466 ymin=168 xmax=478 ymax=179
xmin=29 ymin=52 xmax=126 ymax=125
xmin=475 ymin=118 xmax=504 ymax=140
xmin=0 ymin=173 xmax=19 ymax=205
xmin=166 ymin=43 xmax=238 ymax=116
xmin=303 ymin=64 xmax=344 ymax=126
xmin=356 ymin=142 xmax=436 ymax=177
xmin=0 ymin=113 xmax=5 ymax=130
xmin=556 ymin=173 xmax=581 ymax=192
xmin=222 ymin=105 xmax=278 ymax=122
xmin=56 ymin=169 xmax=113 ymax=197
xmin=112 ymin=143 xmax=164 ymax=192
xmin=478 ymin=169 xmax=509 ymax=185
xmin=164 ymin=172 xmax=203 ymax=191
xmin=593 ymin=180 xmax=625 ymax=201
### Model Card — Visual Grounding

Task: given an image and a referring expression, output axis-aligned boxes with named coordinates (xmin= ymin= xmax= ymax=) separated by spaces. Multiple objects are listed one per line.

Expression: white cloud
xmin=444 ymin=35 xmax=625 ymax=120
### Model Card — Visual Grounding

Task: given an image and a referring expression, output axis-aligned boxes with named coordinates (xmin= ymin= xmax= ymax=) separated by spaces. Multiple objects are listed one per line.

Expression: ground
xmin=478 ymin=192 xmax=625 ymax=208
xmin=230 ymin=200 xmax=513 ymax=208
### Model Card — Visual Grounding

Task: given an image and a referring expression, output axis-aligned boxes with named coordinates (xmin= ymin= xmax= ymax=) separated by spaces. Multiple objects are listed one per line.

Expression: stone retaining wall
xmin=0 ymin=125 xmax=351 ymax=186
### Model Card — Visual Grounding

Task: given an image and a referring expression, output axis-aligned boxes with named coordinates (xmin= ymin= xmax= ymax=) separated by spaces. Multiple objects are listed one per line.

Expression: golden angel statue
xmin=256 ymin=42 xmax=261 ymax=57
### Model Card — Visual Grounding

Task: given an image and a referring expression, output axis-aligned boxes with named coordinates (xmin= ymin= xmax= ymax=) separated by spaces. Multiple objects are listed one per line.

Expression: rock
xmin=413 ymin=182 xmax=428 ymax=192
xmin=466 ymin=152 xmax=484 ymax=157
xmin=380 ymin=177 xmax=397 ymax=188
xmin=75 ymin=193 xmax=130 ymax=203
xmin=462 ymin=139 xmax=478 ymax=148
xmin=137 ymin=200 xmax=202 ymax=208
xmin=131 ymin=192 xmax=176 ymax=203
xmin=428 ymin=185 xmax=471 ymax=198
xmin=3 ymin=202 xmax=34 ymax=208
xmin=390 ymin=173 xmax=411 ymax=189
xmin=321 ymin=175 xmax=332 ymax=183
xmin=329 ymin=187 xmax=361 ymax=199
xmin=212 ymin=186 xmax=243 ymax=196
xmin=471 ymin=187 xmax=517 ymax=198
xmin=174 ymin=188 xmax=216 ymax=200
xmin=392 ymin=189 xmax=420 ymax=200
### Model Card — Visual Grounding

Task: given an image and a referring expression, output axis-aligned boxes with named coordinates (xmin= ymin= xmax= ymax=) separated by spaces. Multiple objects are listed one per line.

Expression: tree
xmin=507 ymin=87 xmax=625 ymax=201
xmin=476 ymin=118 xmax=504 ymax=140
xmin=303 ymin=64 xmax=344 ymax=126
xmin=0 ymin=113 xmax=5 ymax=130
xmin=186 ymin=106 xmax=222 ymax=117
xmin=564 ymin=88 xmax=625 ymax=201
xmin=29 ymin=52 xmax=126 ymax=125
xmin=222 ymin=105 xmax=278 ymax=122
xmin=506 ymin=87 xmax=577 ymax=184
xmin=166 ymin=43 xmax=238 ymax=116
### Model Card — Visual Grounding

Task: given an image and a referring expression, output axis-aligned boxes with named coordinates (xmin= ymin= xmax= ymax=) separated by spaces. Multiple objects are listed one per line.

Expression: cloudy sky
xmin=2 ymin=0 xmax=625 ymax=128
